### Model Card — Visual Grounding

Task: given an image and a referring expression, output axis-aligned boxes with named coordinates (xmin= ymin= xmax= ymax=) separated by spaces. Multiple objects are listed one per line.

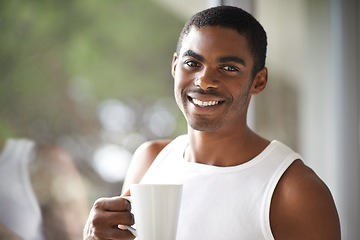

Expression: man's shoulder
xmin=121 ymin=138 xmax=176 ymax=191
xmin=136 ymin=139 xmax=173 ymax=158
xmin=270 ymin=160 xmax=341 ymax=239
xmin=136 ymin=134 xmax=188 ymax=158
xmin=273 ymin=160 xmax=331 ymax=205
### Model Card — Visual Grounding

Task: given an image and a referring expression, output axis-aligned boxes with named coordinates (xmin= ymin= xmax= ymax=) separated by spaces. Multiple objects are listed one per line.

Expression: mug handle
xmin=121 ymin=196 xmax=137 ymax=237
xmin=125 ymin=225 xmax=137 ymax=237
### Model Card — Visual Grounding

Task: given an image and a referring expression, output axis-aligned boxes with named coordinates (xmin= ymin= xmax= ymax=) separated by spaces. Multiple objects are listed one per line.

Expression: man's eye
xmin=222 ymin=65 xmax=239 ymax=72
xmin=185 ymin=60 xmax=200 ymax=67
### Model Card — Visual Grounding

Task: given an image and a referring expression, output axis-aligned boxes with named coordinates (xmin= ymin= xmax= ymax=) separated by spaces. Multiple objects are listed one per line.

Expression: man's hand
xmin=83 ymin=196 xmax=135 ymax=240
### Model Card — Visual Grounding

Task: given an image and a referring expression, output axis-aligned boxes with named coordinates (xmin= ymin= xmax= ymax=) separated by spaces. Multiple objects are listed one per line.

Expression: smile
xmin=192 ymin=98 xmax=220 ymax=107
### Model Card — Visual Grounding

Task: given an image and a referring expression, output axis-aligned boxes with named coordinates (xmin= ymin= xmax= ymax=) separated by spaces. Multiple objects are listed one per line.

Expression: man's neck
xmin=185 ymin=126 xmax=270 ymax=167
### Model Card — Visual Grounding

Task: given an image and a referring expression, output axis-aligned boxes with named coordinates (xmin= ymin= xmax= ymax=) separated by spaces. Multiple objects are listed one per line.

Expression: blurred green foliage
xmin=0 ymin=0 xmax=185 ymax=142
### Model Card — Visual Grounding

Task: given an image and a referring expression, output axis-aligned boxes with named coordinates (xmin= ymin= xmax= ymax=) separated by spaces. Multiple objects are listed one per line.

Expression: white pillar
xmin=332 ymin=0 xmax=360 ymax=239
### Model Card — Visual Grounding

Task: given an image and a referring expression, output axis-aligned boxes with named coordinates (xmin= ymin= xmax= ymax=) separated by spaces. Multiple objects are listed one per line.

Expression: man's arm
xmin=270 ymin=160 xmax=341 ymax=239
xmin=84 ymin=139 xmax=170 ymax=240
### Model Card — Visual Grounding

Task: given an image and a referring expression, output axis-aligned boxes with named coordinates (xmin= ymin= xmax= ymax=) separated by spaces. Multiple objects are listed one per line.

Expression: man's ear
xmin=250 ymin=67 xmax=268 ymax=95
xmin=171 ymin=53 xmax=178 ymax=78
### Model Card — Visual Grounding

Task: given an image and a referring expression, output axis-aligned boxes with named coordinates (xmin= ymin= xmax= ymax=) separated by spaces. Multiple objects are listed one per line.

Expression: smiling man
xmin=173 ymin=26 xmax=261 ymax=134
xmin=84 ymin=6 xmax=340 ymax=240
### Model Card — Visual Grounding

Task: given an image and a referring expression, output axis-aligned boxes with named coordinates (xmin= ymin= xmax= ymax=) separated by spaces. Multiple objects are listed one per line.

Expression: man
xmin=84 ymin=6 xmax=340 ymax=240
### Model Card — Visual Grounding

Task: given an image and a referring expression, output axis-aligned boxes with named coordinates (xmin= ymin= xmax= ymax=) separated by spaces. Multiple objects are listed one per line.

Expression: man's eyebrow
xmin=182 ymin=50 xmax=204 ymax=62
xmin=218 ymin=56 xmax=246 ymax=66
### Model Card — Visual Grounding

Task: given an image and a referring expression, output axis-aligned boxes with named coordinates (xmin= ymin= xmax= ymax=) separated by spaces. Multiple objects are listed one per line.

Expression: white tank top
xmin=140 ymin=135 xmax=301 ymax=240
xmin=0 ymin=139 xmax=45 ymax=240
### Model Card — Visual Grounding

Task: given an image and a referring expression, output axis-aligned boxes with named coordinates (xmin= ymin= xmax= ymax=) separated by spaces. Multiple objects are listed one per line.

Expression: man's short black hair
xmin=176 ymin=6 xmax=267 ymax=78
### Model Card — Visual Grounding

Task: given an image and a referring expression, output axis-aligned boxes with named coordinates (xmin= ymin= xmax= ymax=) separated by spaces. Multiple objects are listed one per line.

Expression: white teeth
xmin=192 ymin=98 xmax=219 ymax=107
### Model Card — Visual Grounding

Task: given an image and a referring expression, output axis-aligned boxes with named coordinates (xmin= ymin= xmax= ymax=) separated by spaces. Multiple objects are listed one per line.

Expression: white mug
xmin=123 ymin=184 xmax=183 ymax=240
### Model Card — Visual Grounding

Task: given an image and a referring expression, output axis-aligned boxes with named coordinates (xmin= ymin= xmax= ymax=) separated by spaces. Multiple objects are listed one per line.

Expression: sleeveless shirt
xmin=140 ymin=135 xmax=302 ymax=240
xmin=0 ymin=139 xmax=45 ymax=240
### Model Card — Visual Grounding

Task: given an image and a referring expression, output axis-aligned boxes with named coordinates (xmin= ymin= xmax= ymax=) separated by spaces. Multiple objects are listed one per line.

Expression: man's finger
xmin=93 ymin=196 xmax=130 ymax=212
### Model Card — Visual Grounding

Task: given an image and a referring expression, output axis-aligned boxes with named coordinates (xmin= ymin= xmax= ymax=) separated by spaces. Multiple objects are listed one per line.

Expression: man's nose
xmin=194 ymin=68 xmax=219 ymax=90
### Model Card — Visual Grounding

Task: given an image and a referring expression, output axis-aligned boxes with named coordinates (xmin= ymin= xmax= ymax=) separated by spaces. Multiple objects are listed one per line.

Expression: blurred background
xmin=0 ymin=0 xmax=358 ymax=239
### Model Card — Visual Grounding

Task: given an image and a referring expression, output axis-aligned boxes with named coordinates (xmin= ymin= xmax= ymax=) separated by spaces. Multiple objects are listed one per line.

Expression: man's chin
xmin=188 ymin=121 xmax=223 ymax=132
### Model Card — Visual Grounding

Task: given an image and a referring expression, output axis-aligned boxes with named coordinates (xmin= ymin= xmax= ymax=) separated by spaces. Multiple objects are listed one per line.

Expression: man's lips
xmin=185 ymin=89 xmax=227 ymax=108
xmin=187 ymin=93 xmax=225 ymax=107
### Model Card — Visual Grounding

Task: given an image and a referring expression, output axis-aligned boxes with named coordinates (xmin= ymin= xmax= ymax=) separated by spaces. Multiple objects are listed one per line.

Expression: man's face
xmin=172 ymin=26 xmax=264 ymax=132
